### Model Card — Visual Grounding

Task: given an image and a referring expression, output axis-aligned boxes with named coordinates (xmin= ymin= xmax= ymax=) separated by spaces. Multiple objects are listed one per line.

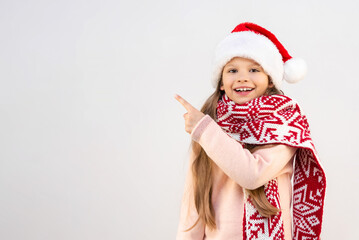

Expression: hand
xmin=174 ymin=94 xmax=205 ymax=134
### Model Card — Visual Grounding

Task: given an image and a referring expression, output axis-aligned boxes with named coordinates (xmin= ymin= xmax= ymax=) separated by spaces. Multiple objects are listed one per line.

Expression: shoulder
xmin=262 ymin=94 xmax=296 ymax=105
xmin=261 ymin=94 xmax=304 ymax=115
xmin=250 ymin=143 xmax=297 ymax=158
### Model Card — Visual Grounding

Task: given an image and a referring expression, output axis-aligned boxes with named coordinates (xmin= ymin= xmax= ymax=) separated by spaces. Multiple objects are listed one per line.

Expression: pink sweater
xmin=176 ymin=115 xmax=297 ymax=240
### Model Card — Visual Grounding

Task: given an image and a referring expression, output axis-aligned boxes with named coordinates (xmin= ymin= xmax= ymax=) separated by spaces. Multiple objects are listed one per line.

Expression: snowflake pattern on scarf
xmin=216 ymin=94 xmax=326 ymax=240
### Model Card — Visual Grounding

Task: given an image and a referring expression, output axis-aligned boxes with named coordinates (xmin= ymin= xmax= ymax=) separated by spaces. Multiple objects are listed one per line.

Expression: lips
xmin=233 ymin=87 xmax=254 ymax=97
xmin=234 ymin=87 xmax=254 ymax=92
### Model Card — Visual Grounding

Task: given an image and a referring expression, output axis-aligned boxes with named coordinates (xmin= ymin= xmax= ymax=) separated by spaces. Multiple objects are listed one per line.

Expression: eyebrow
xmin=249 ymin=63 xmax=261 ymax=68
xmin=224 ymin=64 xmax=236 ymax=68
xmin=224 ymin=63 xmax=262 ymax=68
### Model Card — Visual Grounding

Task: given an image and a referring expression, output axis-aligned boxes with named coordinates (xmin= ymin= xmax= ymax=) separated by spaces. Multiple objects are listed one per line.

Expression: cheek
xmin=254 ymin=76 xmax=270 ymax=89
xmin=221 ymin=76 xmax=229 ymax=89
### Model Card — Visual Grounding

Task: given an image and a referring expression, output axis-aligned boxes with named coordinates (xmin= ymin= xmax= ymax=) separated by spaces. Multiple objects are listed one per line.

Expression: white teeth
xmin=235 ymin=88 xmax=253 ymax=92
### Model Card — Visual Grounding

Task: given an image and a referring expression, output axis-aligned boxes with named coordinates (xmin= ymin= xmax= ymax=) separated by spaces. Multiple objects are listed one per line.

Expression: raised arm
xmin=191 ymin=115 xmax=297 ymax=190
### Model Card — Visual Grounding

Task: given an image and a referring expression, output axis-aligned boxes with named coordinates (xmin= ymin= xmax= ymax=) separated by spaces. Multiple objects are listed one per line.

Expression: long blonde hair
xmin=184 ymin=78 xmax=282 ymax=232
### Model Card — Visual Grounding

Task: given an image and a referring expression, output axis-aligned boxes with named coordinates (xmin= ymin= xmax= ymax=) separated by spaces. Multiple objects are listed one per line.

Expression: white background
xmin=1 ymin=0 xmax=358 ymax=239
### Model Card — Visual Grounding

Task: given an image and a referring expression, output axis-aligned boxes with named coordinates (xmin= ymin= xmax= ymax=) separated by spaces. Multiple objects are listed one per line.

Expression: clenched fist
xmin=174 ymin=94 xmax=205 ymax=134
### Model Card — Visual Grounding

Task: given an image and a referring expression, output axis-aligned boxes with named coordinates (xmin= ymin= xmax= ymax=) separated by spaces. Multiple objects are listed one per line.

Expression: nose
xmin=237 ymin=71 xmax=249 ymax=82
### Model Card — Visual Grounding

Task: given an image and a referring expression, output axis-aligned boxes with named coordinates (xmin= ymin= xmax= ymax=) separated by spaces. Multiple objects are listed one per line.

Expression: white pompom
xmin=283 ymin=58 xmax=307 ymax=83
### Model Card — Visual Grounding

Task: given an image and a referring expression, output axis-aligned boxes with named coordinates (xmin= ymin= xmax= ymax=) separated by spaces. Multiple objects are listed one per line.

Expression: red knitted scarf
xmin=216 ymin=94 xmax=326 ymax=240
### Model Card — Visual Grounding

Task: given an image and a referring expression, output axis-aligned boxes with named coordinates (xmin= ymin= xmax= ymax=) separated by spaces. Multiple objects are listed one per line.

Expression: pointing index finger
xmin=174 ymin=94 xmax=194 ymax=111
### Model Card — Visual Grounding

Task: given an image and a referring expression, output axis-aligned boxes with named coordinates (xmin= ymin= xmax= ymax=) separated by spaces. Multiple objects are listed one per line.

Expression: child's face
xmin=221 ymin=57 xmax=273 ymax=105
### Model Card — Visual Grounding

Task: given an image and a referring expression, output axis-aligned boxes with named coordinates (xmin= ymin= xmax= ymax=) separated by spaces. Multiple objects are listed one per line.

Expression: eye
xmin=228 ymin=69 xmax=237 ymax=73
xmin=249 ymin=68 xmax=260 ymax=72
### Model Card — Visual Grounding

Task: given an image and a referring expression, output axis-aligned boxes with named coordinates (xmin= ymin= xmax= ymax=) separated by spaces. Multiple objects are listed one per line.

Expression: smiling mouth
xmin=234 ymin=88 xmax=254 ymax=92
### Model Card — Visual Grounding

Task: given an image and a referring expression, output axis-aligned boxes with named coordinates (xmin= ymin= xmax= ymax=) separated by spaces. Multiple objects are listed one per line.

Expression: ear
xmin=218 ymin=78 xmax=224 ymax=91
xmin=268 ymin=78 xmax=274 ymax=88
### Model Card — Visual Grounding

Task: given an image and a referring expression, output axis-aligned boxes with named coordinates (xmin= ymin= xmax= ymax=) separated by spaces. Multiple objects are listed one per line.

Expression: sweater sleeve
xmin=176 ymin=148 xmax=205 ymax=240
xmin=191 ymin=115 xmax=297 ymax=190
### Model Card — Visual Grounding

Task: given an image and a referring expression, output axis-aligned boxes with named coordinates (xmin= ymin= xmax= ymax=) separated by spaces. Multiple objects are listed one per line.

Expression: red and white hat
xmin=212 ymin=22 xmax=307 ymax=90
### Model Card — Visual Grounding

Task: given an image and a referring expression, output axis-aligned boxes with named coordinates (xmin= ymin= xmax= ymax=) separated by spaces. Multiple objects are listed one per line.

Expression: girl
xmin=175 ymin=23 xmax=326 ymax=240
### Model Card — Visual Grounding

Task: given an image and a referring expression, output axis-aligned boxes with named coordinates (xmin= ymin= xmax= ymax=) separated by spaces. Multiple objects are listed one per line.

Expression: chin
xmin=233 ymin=97 xmax=255 ymax=105
xmin=234 ymin=99 xmax=249 ymax=105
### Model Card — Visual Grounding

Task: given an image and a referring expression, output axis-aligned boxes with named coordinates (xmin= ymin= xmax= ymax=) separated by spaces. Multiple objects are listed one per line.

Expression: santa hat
xmin=212 ymin=22 xmax=307 ymax=90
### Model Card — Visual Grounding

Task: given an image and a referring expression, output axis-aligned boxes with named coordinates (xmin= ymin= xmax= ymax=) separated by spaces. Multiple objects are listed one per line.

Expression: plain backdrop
xmin=1 ymin=0 xmax=358 ymax=239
